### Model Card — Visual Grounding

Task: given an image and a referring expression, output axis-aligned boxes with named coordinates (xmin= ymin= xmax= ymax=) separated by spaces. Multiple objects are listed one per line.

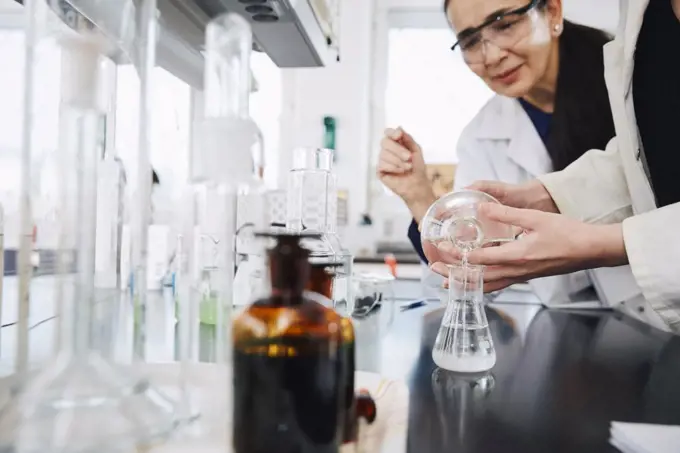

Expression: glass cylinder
xmin=0 ymin=2 xmax=180 ymax=451
xmin=179 ymin=12 xmax=254 ymax=370
xmin=432 ymin=264 xmax=495 ymax=373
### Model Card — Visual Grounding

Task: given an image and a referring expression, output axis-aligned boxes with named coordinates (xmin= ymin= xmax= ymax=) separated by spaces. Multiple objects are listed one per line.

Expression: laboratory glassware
xmin=232 ymin=232 xmax=347 ymax=453
xmin=0 ymin=1 xmax=180 ymax=452
xmin=419 ymin=189 xmax=516 ymax=260
xmin=286 ymin=147 xmax=353 ymax=313
xmin=179 ymin=10 xmax=255 ymax=364
xmin=0 ymin=205 xmax=3 ymax=355
xmin=232 ymin=84 xmax=269 ymax=309
xmin=432 ymin=263 xmax=496 ymax=373
xmin=304 ymin=262 xmax=380 ymax=452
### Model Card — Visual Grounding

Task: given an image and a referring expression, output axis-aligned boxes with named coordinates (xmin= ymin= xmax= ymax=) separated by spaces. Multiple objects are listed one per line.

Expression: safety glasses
xmin=451 ymin=0 xmax=541 ymax=64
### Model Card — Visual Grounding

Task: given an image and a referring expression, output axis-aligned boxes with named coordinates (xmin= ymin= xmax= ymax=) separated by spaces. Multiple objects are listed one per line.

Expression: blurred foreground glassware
xmin=432 ymin=263 xmax=495 ymax=373
xmin=182 ymin=12 xmax=261 ymax=330
xmin=0 ymin=1 xmax=181 ymax=451
xmin=351 ymin=272 xmax=395 ymax=330
xmin=286 ymin=147 xmax=353 ymax=310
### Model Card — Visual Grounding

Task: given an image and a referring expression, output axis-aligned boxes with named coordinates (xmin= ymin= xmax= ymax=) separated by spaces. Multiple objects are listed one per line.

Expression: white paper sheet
xmin=610 ymin=422 xmax=680 ymax=453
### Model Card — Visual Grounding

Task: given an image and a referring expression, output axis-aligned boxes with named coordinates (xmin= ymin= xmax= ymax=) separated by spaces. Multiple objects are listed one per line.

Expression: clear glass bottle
xmin=232 ymin=232 xmax=346 ymax=453
xmin=233 ymin=129 xmax=269 ymax=308
xmin=183 ymin=13 xmax=260 ymax=336
xmin=432 ymin=263 xmax=496 ymax=373
xmin=0 ymin=1 xmax=179 ymax=451
xmin=286 ymin=147 xmax=353 ymax=314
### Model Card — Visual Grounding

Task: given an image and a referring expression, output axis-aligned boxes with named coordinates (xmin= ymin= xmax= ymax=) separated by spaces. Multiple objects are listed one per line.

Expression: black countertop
xmin=401 ymin=304 xmax=680 ymax=453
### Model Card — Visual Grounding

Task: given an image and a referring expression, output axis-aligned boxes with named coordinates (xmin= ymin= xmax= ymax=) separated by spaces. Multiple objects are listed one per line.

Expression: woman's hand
xmin=377 ymin=127 xmax=436 ymax=222
xmin=430 ymin=203 xmax=628 ymax=292
xmin=467 ymin=179 xmax=560 ymax=214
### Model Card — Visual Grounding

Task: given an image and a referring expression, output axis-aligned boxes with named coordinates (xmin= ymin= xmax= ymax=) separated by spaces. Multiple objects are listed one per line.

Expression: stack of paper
xmin=610 ymin=422 xmax=680 ymax=453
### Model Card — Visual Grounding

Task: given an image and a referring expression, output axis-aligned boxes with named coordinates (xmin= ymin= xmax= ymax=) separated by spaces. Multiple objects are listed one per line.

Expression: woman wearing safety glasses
xmin=378 ymin=0 xmax=641 ymax=306
xmin=430 ymin=0 xmax=680 ymax=333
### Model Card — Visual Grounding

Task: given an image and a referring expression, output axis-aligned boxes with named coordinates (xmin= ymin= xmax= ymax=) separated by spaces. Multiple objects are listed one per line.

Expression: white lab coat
xmin=539 ymin=0 xmax=677 ymax=332
xmin=452 ymin=93 xmax=642 ymax=307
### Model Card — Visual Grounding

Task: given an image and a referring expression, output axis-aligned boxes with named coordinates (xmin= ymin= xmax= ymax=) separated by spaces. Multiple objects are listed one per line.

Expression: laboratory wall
xmin=280 ymin=0 xmax=621 ymax=238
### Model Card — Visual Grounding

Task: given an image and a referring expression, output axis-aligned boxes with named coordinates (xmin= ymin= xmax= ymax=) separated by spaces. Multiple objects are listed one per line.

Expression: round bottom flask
xmin=419 ymin=190 xmax=515 ymax=264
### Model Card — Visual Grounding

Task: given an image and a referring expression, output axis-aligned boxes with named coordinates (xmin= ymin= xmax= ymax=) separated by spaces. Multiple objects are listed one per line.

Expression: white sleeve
xmin=538 ymin=137 xmax=633 ymax=224
xmin=453 ymin=132 xmax=499 ymax=192
xmin=622 ymin=203 xmax=680 ymax=328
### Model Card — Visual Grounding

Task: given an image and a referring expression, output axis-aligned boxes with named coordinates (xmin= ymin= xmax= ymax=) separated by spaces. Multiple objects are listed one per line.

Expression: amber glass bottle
xmin=232 ymin=234 xmax=345 ymax=453
xmin=305 ymin=262 xmax=376 ymax=448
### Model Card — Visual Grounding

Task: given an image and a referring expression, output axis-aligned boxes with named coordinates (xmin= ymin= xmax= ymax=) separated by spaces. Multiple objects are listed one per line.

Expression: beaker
xmin=432 ymin=263 xmax=496 ymax=373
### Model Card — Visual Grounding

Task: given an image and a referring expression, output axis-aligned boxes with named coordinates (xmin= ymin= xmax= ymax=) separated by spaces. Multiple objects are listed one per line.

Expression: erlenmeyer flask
xmin=432 ymin=263 xmax=496 ymax=373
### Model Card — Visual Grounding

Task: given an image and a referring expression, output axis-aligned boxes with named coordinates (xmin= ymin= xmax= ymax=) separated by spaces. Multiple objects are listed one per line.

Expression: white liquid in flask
xmin=432 ymin=252 xmax=496 ymax=373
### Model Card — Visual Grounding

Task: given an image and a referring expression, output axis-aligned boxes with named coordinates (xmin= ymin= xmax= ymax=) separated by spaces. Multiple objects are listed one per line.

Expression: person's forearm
xmin=404 ymin=188 xmax=437 ymax=225
xmin=583 ymin=223 xmax=628 ymax=268
xmin=525 ymin=180 xmax=560 ymax=213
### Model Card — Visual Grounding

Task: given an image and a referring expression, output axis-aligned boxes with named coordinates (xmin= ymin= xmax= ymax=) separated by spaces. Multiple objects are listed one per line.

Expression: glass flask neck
xmin=448 ymin=263 xmax=484 ymax=304
xmin=291 ymin=147 xmax=333 ymax=171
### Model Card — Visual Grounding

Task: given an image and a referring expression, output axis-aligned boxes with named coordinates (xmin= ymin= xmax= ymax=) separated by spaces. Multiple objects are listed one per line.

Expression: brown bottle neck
xmin=269 ymin=254 xmax=309 ymax=303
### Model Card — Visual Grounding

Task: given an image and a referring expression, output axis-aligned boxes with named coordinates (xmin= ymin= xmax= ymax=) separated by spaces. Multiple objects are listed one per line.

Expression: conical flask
xmin=432 ymin=263 xmax=496 ymax=373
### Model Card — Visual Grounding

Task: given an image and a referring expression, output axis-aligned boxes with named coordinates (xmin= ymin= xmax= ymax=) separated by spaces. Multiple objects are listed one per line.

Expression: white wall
xmin=0 ymin=0 xmax=20 ymax=12
xmin=280 ymin=0 xmax=621 ymax=227
xmin=279 ymin=0 xmax=377 ymax=226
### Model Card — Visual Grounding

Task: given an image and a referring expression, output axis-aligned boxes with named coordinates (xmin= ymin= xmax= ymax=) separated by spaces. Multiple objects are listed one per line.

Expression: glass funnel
xmin=286 ymin=147 xmax=353 ymax=310
xmin=420 ymin=190 xmax=515 ymax=263
xmin=432 ymin=263 xmax=496 ymax=373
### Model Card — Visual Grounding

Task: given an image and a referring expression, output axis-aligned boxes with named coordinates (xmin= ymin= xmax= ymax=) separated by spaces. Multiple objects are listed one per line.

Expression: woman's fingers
xmin=479 ymin=264 xmax=529 ymax=282
xmin=465 ymin=241 xmax=526 ymax=266
xmin=430 ymin=261 xmax=448 ymax=278
xmin=483 ymin=277 xmax=523 ymax=293
xmin=478 ymin=203 xmax=544 ymax=230
xmin=439 ymin=275 xmax=520 ymax=293
xmin=378 ymin=148 xmax=412 ymax=171
xmin=465 ymin=180 xmax=512 ymax=203
xmin=377 ymin=161 xmax=407 ymax=174
xmin=380 ymin=135 xmax=412 ymax=162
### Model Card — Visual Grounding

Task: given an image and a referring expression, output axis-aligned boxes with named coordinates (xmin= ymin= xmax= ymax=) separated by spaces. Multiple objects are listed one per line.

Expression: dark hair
xmin=546 ymin=21 xmax=614 ymax=171
xmin=442 ymin=0 xmax=615 ymax=171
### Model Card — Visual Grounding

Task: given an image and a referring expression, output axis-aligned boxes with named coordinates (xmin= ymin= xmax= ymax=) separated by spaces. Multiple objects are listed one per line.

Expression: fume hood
xmin=14 ymin=0 xmax=340 ymax=88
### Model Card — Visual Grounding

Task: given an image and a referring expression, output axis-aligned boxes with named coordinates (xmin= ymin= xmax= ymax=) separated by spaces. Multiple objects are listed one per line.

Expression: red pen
xmin=384 ymin=253 xmax=397 ymax=278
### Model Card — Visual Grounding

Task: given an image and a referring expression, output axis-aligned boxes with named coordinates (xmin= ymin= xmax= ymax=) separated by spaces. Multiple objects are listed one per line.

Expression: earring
xmin=554 ymin=23 xmax=562 ymax=33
